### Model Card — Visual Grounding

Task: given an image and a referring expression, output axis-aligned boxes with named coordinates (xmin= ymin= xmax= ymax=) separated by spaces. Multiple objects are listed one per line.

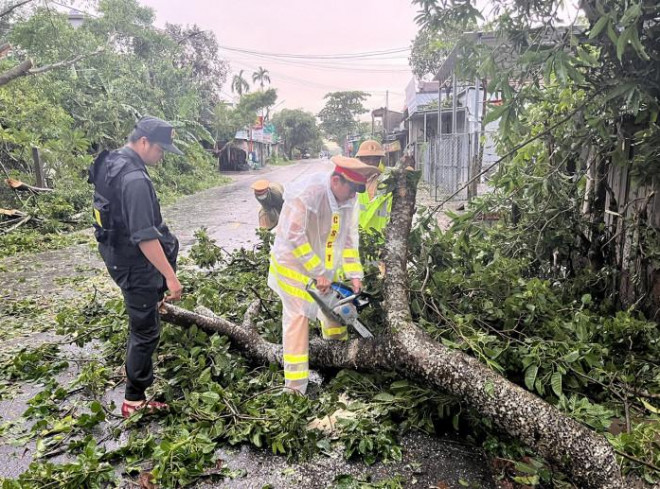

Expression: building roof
xmin=434 ymin=31 xmax=500 ymax=84
xmin=405 ymin=78 xmax=441 ymax=117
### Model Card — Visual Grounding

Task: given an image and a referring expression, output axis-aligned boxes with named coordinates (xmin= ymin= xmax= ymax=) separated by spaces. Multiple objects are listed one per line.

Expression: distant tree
xmin=408 ymin=15 xmax=477 ymax=79
xmin=317 ymin=90 xmax=369 ymax=144
xmin=271 ymin=108 xmax=320 ymax=159
xmin=231 ymin=69 xmax=250 ymax=96
xmin=233 ymin=88 xmax=277 ymax=124
xmin=165 ymin=24 xmax=229 ymax=116
xmin=0 ymin=0 xmax=103 ymax=87
xmin=251 ymin=66 xmax=270 ymax=90
xmin=211 ymin=88 xmax=277 ymax=142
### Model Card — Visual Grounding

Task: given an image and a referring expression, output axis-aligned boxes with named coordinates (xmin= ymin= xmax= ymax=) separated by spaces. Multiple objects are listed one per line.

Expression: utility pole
xmin=437 ymin=80 xmax=441 ymax=136
xmin=385 ymin=90 xmax=389 ymax=166
xmin=32 ymin=147 xmax=45 ymax=188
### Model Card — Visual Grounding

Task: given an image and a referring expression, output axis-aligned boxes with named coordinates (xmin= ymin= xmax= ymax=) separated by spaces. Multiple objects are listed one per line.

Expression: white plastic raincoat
xmin=267 ymin=171 xmax=364 ymax=393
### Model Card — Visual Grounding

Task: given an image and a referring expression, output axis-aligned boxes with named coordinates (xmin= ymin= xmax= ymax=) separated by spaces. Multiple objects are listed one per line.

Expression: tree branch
xmin=161 ymin=165 xmax=625 ymax=488
xmin=0 ymin=0 xmax=35 ymax=19
xmin=0 ymin=59 xmax=32 ymax=86
xmin=0 ymin=47 xmax=104 ymax=88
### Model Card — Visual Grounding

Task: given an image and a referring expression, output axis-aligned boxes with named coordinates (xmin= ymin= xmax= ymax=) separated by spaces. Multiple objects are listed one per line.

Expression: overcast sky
xmin=138 ymin=0 xmax=422 ymax=117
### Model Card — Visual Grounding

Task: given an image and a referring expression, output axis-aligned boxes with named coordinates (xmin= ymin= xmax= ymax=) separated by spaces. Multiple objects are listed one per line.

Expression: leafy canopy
xmin=271 ymin=108 xmax=322 ymax=158
xmin=318 ymin=90 xmax=369 ymax=143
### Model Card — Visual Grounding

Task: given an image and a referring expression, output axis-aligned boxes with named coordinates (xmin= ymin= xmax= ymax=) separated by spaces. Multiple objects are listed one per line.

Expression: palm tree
xmin=251 ymin=66 xmax=271 ymax=91
xmin=231 ymin=70 xmax=250 ymax=96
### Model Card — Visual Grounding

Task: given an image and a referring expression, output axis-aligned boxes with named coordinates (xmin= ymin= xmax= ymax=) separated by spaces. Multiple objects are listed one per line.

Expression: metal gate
xmin=416 ymin=133 xmax=472 ymax=201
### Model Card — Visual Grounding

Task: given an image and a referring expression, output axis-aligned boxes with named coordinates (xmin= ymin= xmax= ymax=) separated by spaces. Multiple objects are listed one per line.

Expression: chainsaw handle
xmin=306 ymin=277 xmax=331 ymax=294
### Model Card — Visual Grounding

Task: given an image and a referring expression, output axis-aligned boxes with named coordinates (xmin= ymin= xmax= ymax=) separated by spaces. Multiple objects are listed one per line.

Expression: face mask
xmin=256 ymin=192 xmax=268 ymax=201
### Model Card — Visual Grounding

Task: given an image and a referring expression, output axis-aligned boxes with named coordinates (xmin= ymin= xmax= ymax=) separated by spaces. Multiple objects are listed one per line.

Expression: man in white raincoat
xmin=268 ymin=156 xmax=381 ymax=394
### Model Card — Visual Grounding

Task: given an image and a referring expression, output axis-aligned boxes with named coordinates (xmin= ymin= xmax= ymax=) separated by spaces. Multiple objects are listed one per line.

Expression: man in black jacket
xmin=89 ymin=116 xmax=183 ymax=418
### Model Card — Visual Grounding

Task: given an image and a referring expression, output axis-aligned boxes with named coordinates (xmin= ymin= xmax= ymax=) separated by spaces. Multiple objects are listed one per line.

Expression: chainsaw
xmin=305 ymin=280 xmax=374 ymax=338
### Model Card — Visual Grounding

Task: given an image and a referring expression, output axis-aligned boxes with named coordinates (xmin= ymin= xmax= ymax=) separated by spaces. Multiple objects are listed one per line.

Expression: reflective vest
xmin=358 ymin=191 xmax=392 ymax=232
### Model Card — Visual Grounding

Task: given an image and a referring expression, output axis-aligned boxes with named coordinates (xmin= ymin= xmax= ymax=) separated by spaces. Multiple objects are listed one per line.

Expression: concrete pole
xmin=32 ymin=147 xmax=45 ymax=188
xmin=468 ymin=75 xmax=481 ymax=200
xmin=385 ymin=89 xmax=389 ymax=166
xmin=451 ymin=73 xmax=459 ymax=197
xmin=423 ymin=112 xmax=427 ymax=141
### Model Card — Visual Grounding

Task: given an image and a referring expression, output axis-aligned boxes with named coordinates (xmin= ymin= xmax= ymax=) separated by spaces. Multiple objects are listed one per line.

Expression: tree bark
xmin=161 ymin=166 xmax=624 ymax=489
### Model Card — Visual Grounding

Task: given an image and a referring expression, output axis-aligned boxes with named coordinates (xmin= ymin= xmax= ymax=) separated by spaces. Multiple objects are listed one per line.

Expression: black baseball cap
xmin=134 ymin=116 xmax=184 ymax=155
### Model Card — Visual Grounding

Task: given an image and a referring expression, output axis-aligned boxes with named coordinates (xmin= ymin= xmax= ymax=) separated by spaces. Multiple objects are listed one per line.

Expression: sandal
xmin=121 ymin=400 xmax=169 ymax=418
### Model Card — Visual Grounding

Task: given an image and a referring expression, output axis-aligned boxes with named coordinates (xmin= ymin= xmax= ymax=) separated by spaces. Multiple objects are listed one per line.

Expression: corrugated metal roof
xmin=408 ymin=92 xmax=439 ymax=116
xmin=434 ymin=31 xmax=500 ymax=83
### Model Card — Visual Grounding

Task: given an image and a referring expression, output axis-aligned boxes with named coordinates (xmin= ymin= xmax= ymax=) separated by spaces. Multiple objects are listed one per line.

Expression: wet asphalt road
xmin=0 ymin=159 xmax=495 ymax=488
xmin=166 ymin=158 xmax=334 ymax=253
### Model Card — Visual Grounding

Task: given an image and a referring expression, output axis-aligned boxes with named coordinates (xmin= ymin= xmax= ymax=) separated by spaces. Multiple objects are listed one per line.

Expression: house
xmin=403 ymin=32 xmax=504 ymax=201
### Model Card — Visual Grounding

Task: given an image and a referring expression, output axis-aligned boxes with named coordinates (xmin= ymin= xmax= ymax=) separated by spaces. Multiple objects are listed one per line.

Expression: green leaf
xmin=515 ymin=461 xmax=540 ymax=474
xmin=201 ymin=391 xmax=220 ymax=403
xmin=390 ymin=380 xmax=410 ymax=390
xmin=562 ymin=351 xmax=580 ymax=363
xmin=629 ymin=28 xmax=650 ymax=61
xmin=373 ymin=392 xmax=395 ymax=402
xmin=605 ymin=82 xmax=636 ymax=102
xmin=484 ymin=380 xmax=495 ymax=398
xmin=524 ymin=365 xmax=538 ymax=391
xmin=616 ymin=27 xmax=630 ymax=61
xmin=551 ymin=372 xmax=563 ymax=398
xmin=589 ymin=16 xmax=609 ymax=39
xmin=484 ymin=103 xmax=510 ymax=125
xmin=620 ymin=3 xmax=641 ymax=25
xmin=513 ymin=475 xmax=540 ymax=485
xmin=640 ymin=399 xmax=660 ymax=414
xmin=606 ymin=22 xmax=619 ymax=45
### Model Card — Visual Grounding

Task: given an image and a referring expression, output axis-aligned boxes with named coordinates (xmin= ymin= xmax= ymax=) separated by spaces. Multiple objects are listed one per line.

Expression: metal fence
xmin=414 ymin=132 xmax=498 ymax=202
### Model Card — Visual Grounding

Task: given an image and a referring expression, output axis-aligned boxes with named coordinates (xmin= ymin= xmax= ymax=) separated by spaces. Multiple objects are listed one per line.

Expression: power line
xmin=218 ymin=45 xmax=409 ymax=60
xmin=230 ymin=60 xmax=408 ymax=105
xmin=228 ymin=54 xmax=411 ymax=74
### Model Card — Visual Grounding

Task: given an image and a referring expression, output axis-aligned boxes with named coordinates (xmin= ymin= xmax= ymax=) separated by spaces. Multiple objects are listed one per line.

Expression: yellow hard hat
xmin=355 ymin=140 xmax=385 ymax=158
xmin=251 ymin=179 xmax=270 ymax=194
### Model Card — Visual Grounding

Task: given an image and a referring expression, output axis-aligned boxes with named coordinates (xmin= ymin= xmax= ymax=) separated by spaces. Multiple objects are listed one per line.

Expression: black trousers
xmin=107 ymin=262 xmax=165 ymax=401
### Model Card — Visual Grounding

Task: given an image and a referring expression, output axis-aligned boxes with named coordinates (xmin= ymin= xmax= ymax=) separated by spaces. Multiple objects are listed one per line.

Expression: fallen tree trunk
xmin=161 ymin=166 xmax=624 ymax=489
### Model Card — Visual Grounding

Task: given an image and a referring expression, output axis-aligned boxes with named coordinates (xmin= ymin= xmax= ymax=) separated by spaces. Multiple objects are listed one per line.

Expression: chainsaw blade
xmin=350 ymin=319 xmax=374 ymax=339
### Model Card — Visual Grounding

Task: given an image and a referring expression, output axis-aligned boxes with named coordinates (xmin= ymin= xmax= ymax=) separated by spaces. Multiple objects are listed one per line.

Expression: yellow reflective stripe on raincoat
xmin=343 ymin=262 xmax=363 ymax=274
xmin=292 ymin=242 xmax=313 ymax=258
xmin=269 ymin=258 xmax=313 ymax=302
xmin=270 ymin=256 xmax=308 ymax=284
xmin=325 ymin=213 xmax=340 ymax=269
xmin=283 ymin=353 xmax=308 ymax=364
xmin=275 ymin=277 xmax=313 ymax=302
xmin=284 ymin=370 xmax=309 ymax=380
xmin=343 ymin=249 xmax=359 ymax=259
xmin=322 ymin=326 xmax=347 ymax=336
xmin=93 ymin=208 xmax=102 ymax=227
xmin=303 ymin=254 xmax=321 ymax=272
